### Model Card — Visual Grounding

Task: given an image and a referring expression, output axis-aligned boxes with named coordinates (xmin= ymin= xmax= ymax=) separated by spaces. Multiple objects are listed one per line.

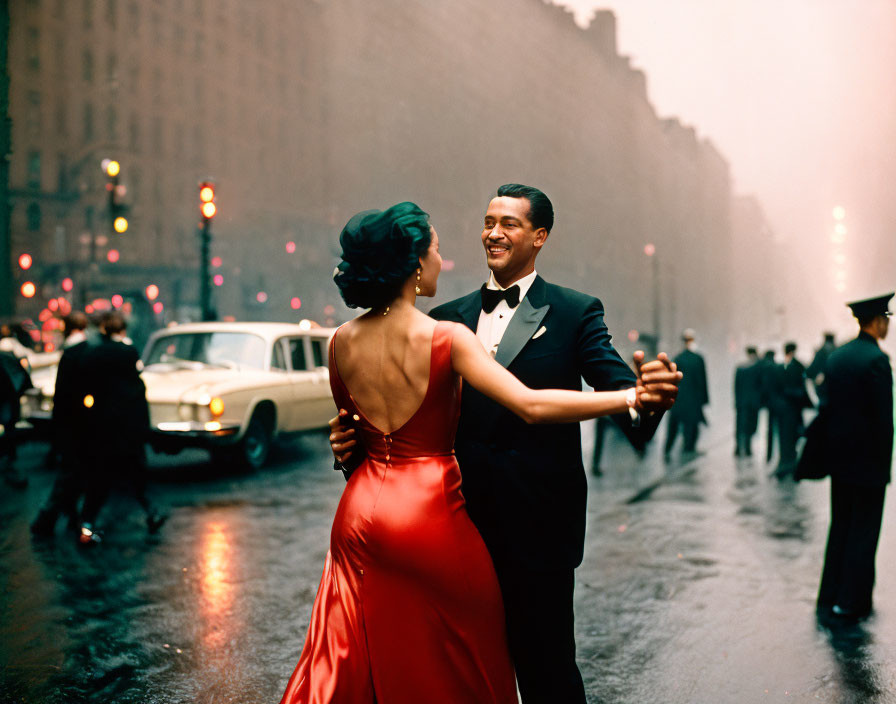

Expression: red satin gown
xmin=281 ymin=322 xmax=517 ymax=704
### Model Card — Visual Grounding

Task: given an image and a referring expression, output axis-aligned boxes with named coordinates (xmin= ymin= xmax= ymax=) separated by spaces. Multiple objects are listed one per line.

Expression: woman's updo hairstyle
xmin=334 ymin=202 xmax=432 ymax=309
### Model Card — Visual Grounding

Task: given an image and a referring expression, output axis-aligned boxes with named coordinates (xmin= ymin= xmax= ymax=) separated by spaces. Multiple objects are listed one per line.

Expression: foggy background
xmin=559 ymin=0 xmax=896 ymax=345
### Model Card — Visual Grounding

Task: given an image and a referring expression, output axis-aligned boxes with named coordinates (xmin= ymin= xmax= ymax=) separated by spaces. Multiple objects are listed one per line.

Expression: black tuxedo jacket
xmin=430 ymin=275 xmax=662 ymax=570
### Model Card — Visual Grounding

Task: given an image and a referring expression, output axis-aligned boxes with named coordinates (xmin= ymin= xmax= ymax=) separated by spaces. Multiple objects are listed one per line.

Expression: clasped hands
xmin=632 ymin=350 xmax=681 ymax=413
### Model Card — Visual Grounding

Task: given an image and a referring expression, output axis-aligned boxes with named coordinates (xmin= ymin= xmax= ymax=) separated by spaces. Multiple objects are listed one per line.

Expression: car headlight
xmin=209 ymin=397 xmax=225 ymax=418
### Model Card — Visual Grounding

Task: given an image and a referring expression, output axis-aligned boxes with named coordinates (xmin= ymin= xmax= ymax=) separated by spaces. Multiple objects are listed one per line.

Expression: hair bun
xmin=334 ymin=202 xmax=431 ymax=309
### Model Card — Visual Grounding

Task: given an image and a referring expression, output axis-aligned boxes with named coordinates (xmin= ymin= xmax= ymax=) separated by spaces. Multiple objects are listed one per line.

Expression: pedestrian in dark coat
xmin=31 ymin=313 xmax=94 ymax=536
xmin=773 ymin=341 xmax=814 ymax=477
xmin=664 ymin=329 xmax=709 ymax=459
xmin=816 ymin=293 xmax=893 ymax=621
xmin=734 ymin=346 xmax=762 ymax=457
xmin=0 ymin=349 xmax=32 ymax=488
xmin=76 ymin=311 xmax=165 ymax=543
xmin=759 ymin=349 xmax=779 ymax=462
xmin=807 ymin=332 xmax=836 ymax=405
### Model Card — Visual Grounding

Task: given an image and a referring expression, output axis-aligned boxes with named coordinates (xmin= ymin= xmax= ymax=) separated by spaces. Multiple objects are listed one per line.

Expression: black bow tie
xmin=480 ymin=284 xmax=521 ymax=314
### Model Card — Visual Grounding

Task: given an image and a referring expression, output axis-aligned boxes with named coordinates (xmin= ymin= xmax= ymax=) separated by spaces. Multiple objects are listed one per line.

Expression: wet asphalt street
xmin=1 ymin=413 xmax=895 ymax=704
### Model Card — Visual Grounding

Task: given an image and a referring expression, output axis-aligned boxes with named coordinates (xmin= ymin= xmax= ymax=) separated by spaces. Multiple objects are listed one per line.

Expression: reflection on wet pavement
xmin=2 ymin=417 xmax=895 ymax=703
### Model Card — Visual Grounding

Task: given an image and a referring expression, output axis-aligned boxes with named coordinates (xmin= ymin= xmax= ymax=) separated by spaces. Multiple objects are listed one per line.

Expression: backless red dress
xmin=280 ymin=321 xmax=517 ymax=704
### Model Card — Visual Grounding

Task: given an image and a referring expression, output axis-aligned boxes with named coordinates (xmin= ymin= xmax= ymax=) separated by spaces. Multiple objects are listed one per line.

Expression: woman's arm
xmin=449 ymin=323 xmax=632 ymax=424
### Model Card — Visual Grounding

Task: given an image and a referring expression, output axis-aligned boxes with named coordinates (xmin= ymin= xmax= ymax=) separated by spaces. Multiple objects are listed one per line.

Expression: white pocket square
xmin=532 ymin=326 xmax=547 ymax=340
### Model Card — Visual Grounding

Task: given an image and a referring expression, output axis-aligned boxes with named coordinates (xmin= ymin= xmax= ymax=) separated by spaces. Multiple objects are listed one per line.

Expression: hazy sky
xmin=555 ymin=0 xmax=896 ymax=330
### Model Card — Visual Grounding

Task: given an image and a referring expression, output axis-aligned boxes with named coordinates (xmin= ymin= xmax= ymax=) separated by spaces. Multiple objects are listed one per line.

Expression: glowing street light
xmin=145 ymin=284 xmax=159 ymax=301
xmin=832 ymin=206 xmax=846 ymax=221
xmin=290 ymin=297 xmax=302 ymax=310
xmin=20 ymin=282 xmax=36 ymax=298
xmin=107 ymin=249 xmax=120 ymax=263
xmin=18 ymin=253 xmax=32 ymax=270
xmin=286 ymin=241 xmax=296 ymax=254
xmin=113 ymin=216 xmax=129 ymax=233
xmin=61 ymin=277 xmax=74 ymax=292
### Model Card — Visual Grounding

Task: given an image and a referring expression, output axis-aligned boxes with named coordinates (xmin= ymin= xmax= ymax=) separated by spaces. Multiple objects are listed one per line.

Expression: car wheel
xmin=238 ymin=411 xmax=273 ymax=470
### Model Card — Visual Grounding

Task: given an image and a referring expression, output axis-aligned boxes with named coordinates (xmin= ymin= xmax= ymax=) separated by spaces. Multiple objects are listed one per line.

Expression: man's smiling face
xmin=481 ymin=196 xmax=547 ymax=287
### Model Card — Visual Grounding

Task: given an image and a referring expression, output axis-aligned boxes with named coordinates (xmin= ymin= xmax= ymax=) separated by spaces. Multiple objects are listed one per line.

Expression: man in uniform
xmin=807 ymin=332 xmax=836 ymax=405
xmin=773 ymin=341 xmax=813 ymax=478
xmin=817 ymin=292 xmax=893 ymax=622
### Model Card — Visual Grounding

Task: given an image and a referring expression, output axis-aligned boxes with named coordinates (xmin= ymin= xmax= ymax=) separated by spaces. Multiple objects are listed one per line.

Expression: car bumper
xmin=150 ymin=421 xmax=241 ymax=451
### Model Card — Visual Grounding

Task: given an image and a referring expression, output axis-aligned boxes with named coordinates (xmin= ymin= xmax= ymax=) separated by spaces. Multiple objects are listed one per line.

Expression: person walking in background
xmin=31 ymin=313 xmax=95 ymax=537
xmin=772 ymin=341 xmax=813 ymax=478
xmin=759 ymin=349 xmax=779 ymax=463
xmin=664 ymin=329 xmax=709 ymax=461
xmin=75 ymin=311 xmax=166 ymax=544
xmin=807 ymin=331 xmax=836 ymax=405
xmin=0 ymin=349 xmax=32 ymax=488
xmin=816 ymin=293 xmax=893 ymax=622
xmin=734 ymin=346 xmax=762 ymax=458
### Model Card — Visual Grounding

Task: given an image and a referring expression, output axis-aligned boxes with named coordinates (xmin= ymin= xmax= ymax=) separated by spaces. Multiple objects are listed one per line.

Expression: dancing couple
xmin=281 ymin=185 xmax=681 ymax=703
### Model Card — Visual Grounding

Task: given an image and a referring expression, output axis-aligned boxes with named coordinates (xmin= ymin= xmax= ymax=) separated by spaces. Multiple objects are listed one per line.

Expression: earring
xmin=415 ymin=268 xmax=422 ymax=296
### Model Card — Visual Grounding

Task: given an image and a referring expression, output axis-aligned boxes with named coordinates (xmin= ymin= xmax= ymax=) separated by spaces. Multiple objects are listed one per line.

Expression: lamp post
xmin=198 ymin=181 xmax=216 ymax=321
xmin=644 ymin=243 xmax=660 ymax=357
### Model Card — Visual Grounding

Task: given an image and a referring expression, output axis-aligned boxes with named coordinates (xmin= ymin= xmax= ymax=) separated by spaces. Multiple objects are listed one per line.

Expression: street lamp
xmin=198 ymin=180 xmax=217 ymax=321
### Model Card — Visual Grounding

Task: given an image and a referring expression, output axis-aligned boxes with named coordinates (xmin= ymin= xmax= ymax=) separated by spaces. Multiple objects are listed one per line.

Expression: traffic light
xmin=103 ymin=158 xmax=129 ymax=233
xmin=199 ymin=181 xmax=216 ymax=220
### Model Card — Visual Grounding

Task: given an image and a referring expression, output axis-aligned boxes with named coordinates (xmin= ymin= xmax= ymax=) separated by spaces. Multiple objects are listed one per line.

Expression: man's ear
xmin=533 ymin=228 xmax=549 ymax=250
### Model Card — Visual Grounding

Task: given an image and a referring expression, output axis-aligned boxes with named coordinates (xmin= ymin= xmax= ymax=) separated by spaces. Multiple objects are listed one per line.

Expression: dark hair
xmin=63 ymin=312 xmax=88 ymax=337
xmin=496 ymin=184 xmax=554 ymax=233
xmin=99 ymin=310 xmax=127 ymax=335
xmin=784 ymin=341 xmax=797 ymax=355
xmin=334 ymin=202 xmax=431 ymax=309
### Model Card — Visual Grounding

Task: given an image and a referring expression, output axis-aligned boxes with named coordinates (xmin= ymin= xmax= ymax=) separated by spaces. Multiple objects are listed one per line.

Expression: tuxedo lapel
xmin=494 ymin=296 xmax=550 ymax=368
xmin=457 ymin=293 xmax=482 ymax=333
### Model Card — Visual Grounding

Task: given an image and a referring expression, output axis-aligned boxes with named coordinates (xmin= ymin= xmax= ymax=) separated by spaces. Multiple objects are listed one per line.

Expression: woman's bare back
xmin=332 ymin=310 xmax=440 ymax=434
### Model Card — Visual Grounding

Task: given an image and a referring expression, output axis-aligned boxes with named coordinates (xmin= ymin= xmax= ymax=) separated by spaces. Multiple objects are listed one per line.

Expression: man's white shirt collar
xmin=485 ymin=270 xmax=537 ymax=300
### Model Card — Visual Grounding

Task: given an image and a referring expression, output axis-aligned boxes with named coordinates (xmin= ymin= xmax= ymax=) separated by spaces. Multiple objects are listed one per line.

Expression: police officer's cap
xmin=846 ymin=292 xmax=894 ymax=319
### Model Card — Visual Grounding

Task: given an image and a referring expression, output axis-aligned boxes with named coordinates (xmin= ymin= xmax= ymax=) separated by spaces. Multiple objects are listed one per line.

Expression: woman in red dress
xmin=281 ymin=203 xmax=654 ymax=703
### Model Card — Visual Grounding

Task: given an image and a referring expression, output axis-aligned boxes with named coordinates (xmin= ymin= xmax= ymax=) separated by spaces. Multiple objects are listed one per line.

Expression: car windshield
xmin=144 ymin=332 xmax=267 ymax=370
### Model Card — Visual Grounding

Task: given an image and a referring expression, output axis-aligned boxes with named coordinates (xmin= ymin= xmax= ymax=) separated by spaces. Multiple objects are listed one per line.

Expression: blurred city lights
xmin=290 ymin=297 xmax=302 ymax=310
xmin=83 ymin=394 xmax=95 ymax=408
xmin=201 ymin=202 xmax=217 ymax=219
xmin=20 ymin=282 xmax=36 ymax=298
xmin=213 ymin=274 xmax=224 ymax=286
xmin=18 ymin=253 xmax=32 ymax=270
xmin=111 ymin=294 xmax=124 ymax=308
xmin=644 ymin=243 xmax=656 ymax=257
xmin=834 ymin=223 xmax=847 ymax=236
xmin=107 ymin=248 xmax=120 ymax=263
xmin=113 ymin=216 xmax=129 ymax=233
xmin=145 ymin=284 xmax=160 ymax=301
xmin=832 ymin=206 xmax=846 ymax=220
xmin=199 ymin=185 xmax=215 ymax=203
xmin=85 ymin=304 xmax=94 ymax=314
xmin=323 ymin=305 xmax=336 ymax=316
xmin=103 ymin=159 xmax=120 ymax=177
xmin=48 ymin=299 xmax=59 ymax=312
xmin=286 ymin=241 xmax=296 ymax=254
xmin=256 ymin=291 xmax=268 ymax=303
xmin=61 ymin=277 xmax=74 ymax=292
xmin=211 ymin=256 xmax=223 ymax=268
xmin=442 ymin=260 xmax=455 ymax=271
xmin=153 ymin=301 xmax=164 ymax=314
xmin=628 ymin=329 xmax=640 ymax=342
xmin=38 ymin=309 xmax=52 ymax=322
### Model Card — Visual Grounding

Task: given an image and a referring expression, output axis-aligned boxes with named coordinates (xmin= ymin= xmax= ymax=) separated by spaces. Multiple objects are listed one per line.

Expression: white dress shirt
xmin=476 ymin=270 xmax=538 ymax=356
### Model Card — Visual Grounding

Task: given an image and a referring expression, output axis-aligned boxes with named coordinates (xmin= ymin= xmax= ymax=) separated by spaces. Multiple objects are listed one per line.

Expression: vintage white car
xmin=23 ymin=322 xmax=337 ymax=469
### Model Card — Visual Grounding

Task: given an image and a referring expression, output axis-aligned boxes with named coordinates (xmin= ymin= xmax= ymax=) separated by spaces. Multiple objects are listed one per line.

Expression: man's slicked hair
xmin=496 ymin=183 xmax=554 ymax=234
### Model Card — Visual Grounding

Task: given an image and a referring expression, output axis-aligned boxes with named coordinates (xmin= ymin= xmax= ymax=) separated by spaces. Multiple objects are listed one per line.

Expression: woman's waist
xmin=364 ymin=449 xmax=456 ymax=463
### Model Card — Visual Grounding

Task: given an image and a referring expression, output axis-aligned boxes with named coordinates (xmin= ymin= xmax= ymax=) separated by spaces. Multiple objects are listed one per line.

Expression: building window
xmin=27 ymin=151 xmax=41 ymax=189
xmin=83 ymin=49 xmax=94 ymax=82
xmin=27 ymin=203 xmax=42 ymax=231
xmin=55 ymin=102 xmax=67 ymax=136
xmin=26 ymin=27 xmax=40 ymax=71
xmin=107 ymin=105 xmax=117 ymax=140
xmin=83 ymin=102 xmax=94 ymax=141
xmin=26 ymin=91 xmax=41 ymax=137
xmin=128 ymin=114 xmax=139 ymax=150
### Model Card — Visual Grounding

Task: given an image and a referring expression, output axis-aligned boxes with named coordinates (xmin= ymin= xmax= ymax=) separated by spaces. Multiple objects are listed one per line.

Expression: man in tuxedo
xmin=816 ymin=293 xmax=893 ymax=621
xmin=332 ymin=184 xmax=679 ymax=702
